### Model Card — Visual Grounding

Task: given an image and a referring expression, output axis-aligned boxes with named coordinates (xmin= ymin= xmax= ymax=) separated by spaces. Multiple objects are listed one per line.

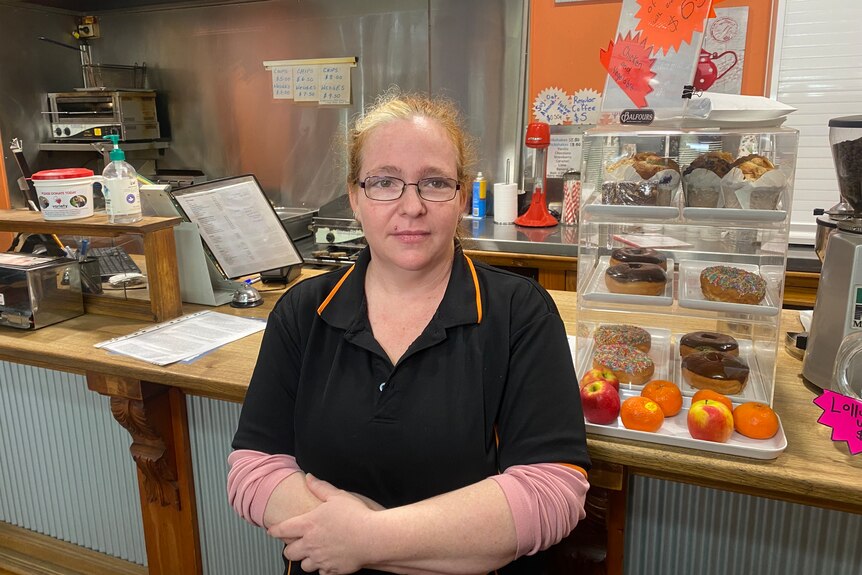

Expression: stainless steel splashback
xmin=81 ymin=0 xmax=527 ymax=210
xmin=0 ymin=3 xmax=83 ymax=197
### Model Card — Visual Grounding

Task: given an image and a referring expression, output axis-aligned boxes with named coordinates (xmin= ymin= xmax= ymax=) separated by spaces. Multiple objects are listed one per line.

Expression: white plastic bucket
xmin=31 ymin=168 xmax=100 ymax=221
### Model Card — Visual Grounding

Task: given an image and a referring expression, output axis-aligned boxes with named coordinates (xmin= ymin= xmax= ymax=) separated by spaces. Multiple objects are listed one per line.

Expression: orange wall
xmin=0 ymin=126 xmax=11 ymax=250
xmin=528 ymin=0 xmax=775 ymax=118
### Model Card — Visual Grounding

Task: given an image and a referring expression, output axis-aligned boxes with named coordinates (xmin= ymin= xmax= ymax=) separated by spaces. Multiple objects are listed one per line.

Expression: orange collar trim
xmin=316 ymin=265 xmax=356 ymax=316
xmin=463 ymin=254 xmax=482 ymax=323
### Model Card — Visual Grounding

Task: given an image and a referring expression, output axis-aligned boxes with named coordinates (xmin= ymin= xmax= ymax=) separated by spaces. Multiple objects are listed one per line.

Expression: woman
xmin=228 ymin=91 xmax=590 ymax=575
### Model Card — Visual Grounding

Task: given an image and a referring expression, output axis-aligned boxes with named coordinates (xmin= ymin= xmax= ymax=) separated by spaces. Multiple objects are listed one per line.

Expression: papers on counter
xmin=95 ymin=310 xmax=266 ymax=366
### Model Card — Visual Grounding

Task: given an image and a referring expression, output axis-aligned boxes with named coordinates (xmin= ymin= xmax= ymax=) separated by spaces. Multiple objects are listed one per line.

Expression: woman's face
xmin=350 ymin=117 xmax=466 ymax=273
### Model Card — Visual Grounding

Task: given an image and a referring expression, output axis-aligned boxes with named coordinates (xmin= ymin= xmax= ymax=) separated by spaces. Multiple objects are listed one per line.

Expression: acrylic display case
xmin=574 ymin=126 xmax=799 ymax=459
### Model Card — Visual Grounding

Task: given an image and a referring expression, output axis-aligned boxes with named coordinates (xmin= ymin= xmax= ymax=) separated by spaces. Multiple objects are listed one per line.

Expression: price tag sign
xmin=635 ymin=0 xmax=713 ymax=55
xmin=599 ymin=32 xmax=657 ymax=108
xmin=814 ymin=390 xmax=862 ymax=455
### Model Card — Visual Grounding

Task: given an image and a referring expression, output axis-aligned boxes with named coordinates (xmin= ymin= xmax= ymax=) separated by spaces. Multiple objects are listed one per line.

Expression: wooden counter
xmin=0 ymin=270 xmax=856 ymax=575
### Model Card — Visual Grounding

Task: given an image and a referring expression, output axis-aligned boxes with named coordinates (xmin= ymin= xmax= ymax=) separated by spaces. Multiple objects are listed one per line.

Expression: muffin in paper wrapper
xmin=601 ymin=159 xmax=681 ymax=206
xmin=721 ymin=168 xmax=787 ymax=210
xmin=682 ymin=168 xmax=724 ymax=208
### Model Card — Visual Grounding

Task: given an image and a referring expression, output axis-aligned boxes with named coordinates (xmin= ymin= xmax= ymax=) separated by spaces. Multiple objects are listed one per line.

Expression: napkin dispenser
xmin=0 ymin=253 xmax=84 ymax=330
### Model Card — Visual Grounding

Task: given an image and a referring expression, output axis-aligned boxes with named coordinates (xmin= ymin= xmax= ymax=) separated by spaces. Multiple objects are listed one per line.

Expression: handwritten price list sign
xmin=272 ymin=66 xmax=294 ymax=99
xmin=267 ymin=59 xmax=354 ymax=106
xmin=293 ymin=66 xmax=319 ymax=102
xmin=814 ymin=390 xmax=862 ymax=455
xmin=319 ymin=64 xmax=350 ymax=105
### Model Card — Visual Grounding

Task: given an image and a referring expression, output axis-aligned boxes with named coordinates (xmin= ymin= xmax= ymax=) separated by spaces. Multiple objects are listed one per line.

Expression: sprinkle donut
xmin=592 ymin=344 xmax=655 ymax=385
xmin=594 ymin=324 xmax=652 ymax=353
xmin=699 ymin=266 xmax=766 ymax=305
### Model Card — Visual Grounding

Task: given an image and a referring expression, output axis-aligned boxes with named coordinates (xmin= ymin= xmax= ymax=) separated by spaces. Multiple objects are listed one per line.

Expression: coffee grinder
xmin=802 ymin=115 xmax=862 ymax=390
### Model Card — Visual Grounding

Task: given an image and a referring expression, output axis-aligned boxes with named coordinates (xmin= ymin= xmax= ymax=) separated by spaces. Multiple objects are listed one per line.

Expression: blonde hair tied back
xmin=347 ymin=87 xmax=478 ymax=197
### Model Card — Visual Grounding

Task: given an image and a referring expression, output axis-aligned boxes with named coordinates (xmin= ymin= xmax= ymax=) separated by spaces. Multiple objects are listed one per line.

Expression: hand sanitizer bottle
xmin=102 ymin=134 xmax=142 ymax=223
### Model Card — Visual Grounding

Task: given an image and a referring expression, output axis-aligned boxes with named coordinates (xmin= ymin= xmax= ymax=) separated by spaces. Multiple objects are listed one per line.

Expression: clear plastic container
xmin=828 ymin=116 xmax=862 ymax=213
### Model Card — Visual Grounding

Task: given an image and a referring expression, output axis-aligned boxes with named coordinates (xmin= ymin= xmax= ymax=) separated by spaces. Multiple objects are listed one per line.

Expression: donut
xmin=681 ymin=351 xmax=750 ymax=395
xmin=699 ymin=266 xmax=766 ymax=305
xmin=679 ymin=331 xmax=739 ymax=357
xmin=605 ymin=262 xmax=667 ymax=296
xmin=592 ymin=344 xmax=655 ymax=385
xmin=594 ymin=324 xmax=652 ymax=352
xmin=610 ymin=247 xmax=667 ymax=271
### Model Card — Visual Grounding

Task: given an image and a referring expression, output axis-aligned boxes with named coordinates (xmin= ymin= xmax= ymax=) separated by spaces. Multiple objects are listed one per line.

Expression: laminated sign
xmin=599 ymin=0 xmax=729 ymax=125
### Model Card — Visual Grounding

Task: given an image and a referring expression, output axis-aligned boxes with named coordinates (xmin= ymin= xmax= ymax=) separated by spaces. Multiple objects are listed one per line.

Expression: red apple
xmin=580 ymin=368 xmax=620 ymax=391
xmin=580 ymin=380 xmax=621 ymax=425
xmin=687 ymin=399 xmax=734 ymax=443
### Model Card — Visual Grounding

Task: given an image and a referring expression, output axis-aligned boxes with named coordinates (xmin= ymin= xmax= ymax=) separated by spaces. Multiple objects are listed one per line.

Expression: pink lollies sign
xmin=813 ymin=390 xmax=862 ymax=455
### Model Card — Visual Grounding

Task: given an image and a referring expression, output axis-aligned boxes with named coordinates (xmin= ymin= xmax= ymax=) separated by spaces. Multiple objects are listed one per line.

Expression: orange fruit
xmin=641 ymin=380 xmax=683 ymax=417
xmin=620 ymin=396 xmax=664 ymax=432
xmin=733 ymin=402 xmax=780 ymax=439
xmin=692 ymin=389 xmax=733 ymax=413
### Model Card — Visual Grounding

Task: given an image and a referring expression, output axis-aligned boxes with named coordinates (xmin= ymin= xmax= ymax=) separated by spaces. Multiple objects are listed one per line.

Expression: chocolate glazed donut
xmin=679 ymin=331 xmax=739 ymax=357
xmin=610 ymin=247 xmax=668 ymax=270
xmin=604 ymin=262 xmax=667 ymax=296
xmin=681 ymin=351 xmax=750 ymax=395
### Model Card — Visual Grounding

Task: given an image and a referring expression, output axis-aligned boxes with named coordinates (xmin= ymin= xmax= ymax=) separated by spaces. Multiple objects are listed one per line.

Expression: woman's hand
xmin=268 ymin=474 xmax=378 ymax=574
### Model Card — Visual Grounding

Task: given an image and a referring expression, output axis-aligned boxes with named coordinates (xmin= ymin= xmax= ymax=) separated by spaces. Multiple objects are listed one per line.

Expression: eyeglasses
xmin=360 ymin=175 xmax=461 ymax=202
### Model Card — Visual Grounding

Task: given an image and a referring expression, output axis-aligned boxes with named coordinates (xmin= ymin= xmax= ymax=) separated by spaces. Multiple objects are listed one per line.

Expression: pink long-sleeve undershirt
xmin=226 ymin=449 xmax=589 ymax=557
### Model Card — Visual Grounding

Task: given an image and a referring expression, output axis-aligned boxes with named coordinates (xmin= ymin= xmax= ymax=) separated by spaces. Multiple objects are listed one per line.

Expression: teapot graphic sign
xmin=694 ymin=49 xmax=739 ymax=91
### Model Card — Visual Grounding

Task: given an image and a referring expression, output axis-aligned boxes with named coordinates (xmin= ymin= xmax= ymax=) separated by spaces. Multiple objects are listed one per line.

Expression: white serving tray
xmin=585 ymin=203 xmax=680 ymax=220
xmin=677 ymin=260 xmax=780 ymax=317
xmin=682 ymin=206 xmax=787 ymax=223
xmin=574 ymin=326 xmax=673 ymax=387
xmin=582 ymin=256 xmax=675 ymax=307
xmin=584 ymin=388 xmax=787 ymax=460
xmin=671 ymin=337 xmax=771 ymax=404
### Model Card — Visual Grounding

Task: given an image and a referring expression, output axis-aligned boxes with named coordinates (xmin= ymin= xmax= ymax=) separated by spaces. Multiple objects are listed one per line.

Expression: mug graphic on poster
xmin=698 ymin=7 xmax=748 ymax=94
xmin=695 ymin=49 xmax=738 ymax=91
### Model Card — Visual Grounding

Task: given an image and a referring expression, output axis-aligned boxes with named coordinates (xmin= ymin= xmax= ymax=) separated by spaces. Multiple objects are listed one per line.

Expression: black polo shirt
xmin=233 ymin=245 xmax=590 ymax=574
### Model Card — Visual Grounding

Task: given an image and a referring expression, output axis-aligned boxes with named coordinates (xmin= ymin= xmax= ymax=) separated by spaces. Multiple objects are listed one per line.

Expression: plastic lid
xmin=525 ymin=122 xmax=550 ymax=148
xmin=828 ymin=116 xmax=862 ymax=128
xmin=31 ymin=168 xmax=94 ymax=180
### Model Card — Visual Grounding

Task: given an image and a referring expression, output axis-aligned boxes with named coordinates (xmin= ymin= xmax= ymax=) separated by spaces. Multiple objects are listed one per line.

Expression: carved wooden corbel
xmin=86 ymin=373 xmax=181 ymax=509
xmin=110 ymin=396 xmax=180 ymax=508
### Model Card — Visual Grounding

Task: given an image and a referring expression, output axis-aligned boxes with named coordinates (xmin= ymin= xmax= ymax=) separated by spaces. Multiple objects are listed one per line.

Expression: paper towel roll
xmin=493 ymin=183 xmax=518 ymax=224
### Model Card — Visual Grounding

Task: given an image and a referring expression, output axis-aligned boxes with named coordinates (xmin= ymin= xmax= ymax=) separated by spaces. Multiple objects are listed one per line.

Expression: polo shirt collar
xmin=316 ymin=243 xmax=482 ymax=331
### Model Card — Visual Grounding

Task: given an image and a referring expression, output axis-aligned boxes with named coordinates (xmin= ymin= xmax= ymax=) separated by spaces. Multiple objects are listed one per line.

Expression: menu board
xmin=599 ymin=0 xmax=718 ymax=124
xmin=171 ymin=175 xmax=303 ymax=280
xmin=264 ymin=57 xmax=356 ymax=106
